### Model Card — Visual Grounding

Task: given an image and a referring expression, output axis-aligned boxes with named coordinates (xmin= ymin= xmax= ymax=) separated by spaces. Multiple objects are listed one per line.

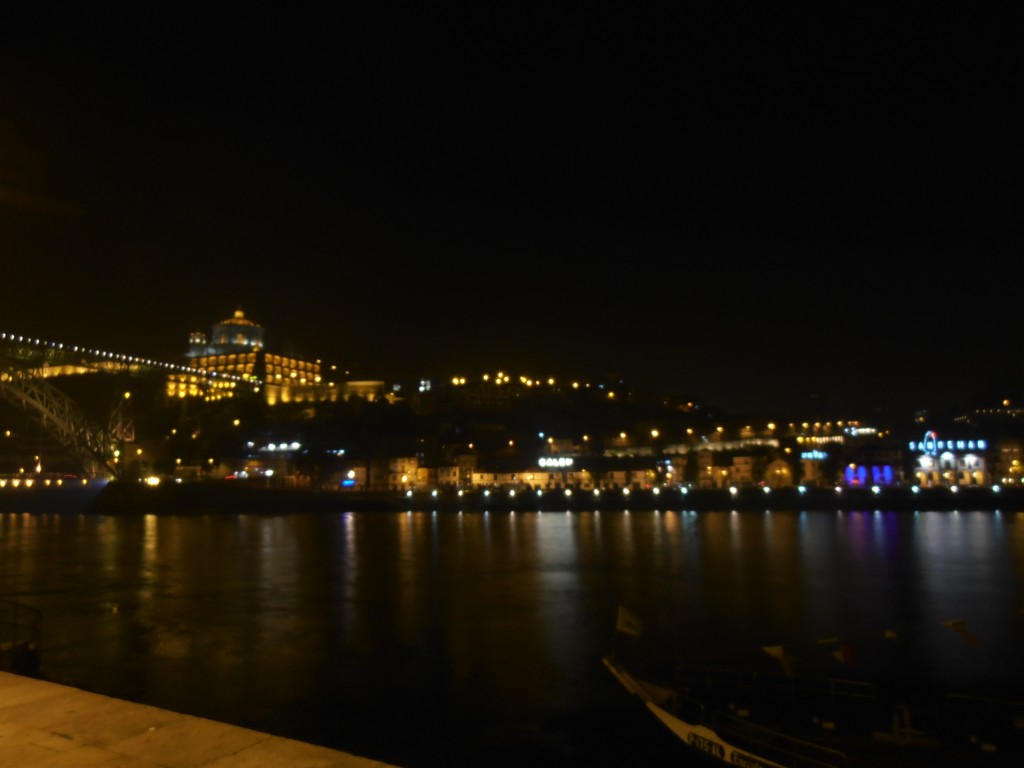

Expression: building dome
xmin=221 ymin=309 xmax=259 ymax=327
xmin=184 ymin=308 xmax=264 ymax=357
xmin=211 ymin=309 xmax=264 ymax=352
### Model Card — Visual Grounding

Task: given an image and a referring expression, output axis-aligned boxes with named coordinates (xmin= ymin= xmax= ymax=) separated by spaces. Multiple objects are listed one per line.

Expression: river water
xmin=2 ymin=506 xmax=1024 ymax=767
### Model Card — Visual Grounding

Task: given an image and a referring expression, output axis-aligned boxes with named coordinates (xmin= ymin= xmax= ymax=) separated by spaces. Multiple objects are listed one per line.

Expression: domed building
xmin=187 ymin=309 xmax=265 ymax=357
xmin=170 ymin=309 xmax=352 ymax=405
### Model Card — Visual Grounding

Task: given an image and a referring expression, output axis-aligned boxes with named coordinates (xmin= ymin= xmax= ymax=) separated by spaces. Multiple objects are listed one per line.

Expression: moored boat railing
xmin=681 ymin=666 xmax=879 ymax=708
xmin=713 ymin=709 xmax=850 ymax=768
xmin=753 ymin=673 xmax=878 ymax=706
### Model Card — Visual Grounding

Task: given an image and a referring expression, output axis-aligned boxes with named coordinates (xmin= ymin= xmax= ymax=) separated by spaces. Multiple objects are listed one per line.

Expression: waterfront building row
xmin=226 ymin=428 xmax=1023 ymax=494
xmin=7 ymin=312 xmax=1024 ymax=493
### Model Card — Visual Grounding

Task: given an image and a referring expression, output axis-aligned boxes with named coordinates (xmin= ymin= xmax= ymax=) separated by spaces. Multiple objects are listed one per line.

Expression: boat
xmin=603 ymin=607 xmax=1024 ymax=767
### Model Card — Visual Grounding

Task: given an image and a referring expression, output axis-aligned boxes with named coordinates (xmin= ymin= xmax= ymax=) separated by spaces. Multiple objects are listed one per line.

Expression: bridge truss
xmin=1 ymin=332 xmax=261 ymax=479
xmin=0 ymin=354 xmax=128 ymax=479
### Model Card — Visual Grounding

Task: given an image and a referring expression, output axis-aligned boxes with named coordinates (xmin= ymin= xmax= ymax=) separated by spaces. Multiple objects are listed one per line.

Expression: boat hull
xmin=602 ymin=653 xmax=1024 ymax=767
xmin=604 ymin=655 xmax=790 ymax=768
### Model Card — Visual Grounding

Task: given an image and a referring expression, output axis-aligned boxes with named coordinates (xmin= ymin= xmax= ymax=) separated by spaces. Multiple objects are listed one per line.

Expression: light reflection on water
xmin=2 ymin=507 xmax=1024 ymax=767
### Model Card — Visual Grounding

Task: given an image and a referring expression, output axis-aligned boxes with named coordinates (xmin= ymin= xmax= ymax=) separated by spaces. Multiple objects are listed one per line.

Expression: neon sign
xmin=910 ymin=430 xmax=986 ymax=455
xmin=539 ymin=457 xmax=574 ymax=468
xmin=845 ymin=464 xmax=895 ymax=486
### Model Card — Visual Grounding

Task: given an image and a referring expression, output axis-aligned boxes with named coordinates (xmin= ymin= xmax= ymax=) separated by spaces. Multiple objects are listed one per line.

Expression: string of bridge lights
xmin=0 ymin=331 xmax=257 ymax=386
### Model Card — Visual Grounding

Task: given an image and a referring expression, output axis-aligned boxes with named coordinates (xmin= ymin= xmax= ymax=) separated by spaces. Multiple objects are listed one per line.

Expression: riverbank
xmin=3 ymin=479 xmax=1024 ymax=514
xmin=0 ymin=671 xmax=396 ymax=767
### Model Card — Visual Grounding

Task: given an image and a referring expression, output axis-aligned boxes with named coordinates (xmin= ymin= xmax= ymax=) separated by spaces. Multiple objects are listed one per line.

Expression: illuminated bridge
xmin=1 ymin=331 xmax=259 ymax=479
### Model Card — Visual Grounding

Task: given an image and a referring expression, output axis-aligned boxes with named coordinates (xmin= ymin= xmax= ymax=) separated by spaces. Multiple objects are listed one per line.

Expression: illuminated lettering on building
xmin=800 ymin=450 xmax=828 ymax=461
xmin=538 ymin=457 xmax=574 ymax=468
xmin=909 ymin=430 xmax=987 ymax=455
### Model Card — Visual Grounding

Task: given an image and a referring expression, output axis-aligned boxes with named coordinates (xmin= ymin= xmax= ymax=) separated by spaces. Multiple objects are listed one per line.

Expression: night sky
xmin=1 ymin=5 xmax=1019 ymax=418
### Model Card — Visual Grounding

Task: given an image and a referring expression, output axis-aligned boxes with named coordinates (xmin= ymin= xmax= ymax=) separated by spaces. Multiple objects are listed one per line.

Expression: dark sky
xmin=1 ymin=4 xmax=1020 ymax=418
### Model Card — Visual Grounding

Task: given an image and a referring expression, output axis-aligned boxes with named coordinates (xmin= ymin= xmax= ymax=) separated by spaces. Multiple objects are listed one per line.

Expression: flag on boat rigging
xmin=942 ymin=619 xmax=981 ymax=647
xmin=615 ymin=605 xmax=643 ymax=638
xmin=833 ymin=644 xmax=855 ymax=666
xmin=816 ymin=636 xmax=856 ymax=667
xmin=761 ymin=644 xmax=795 ymax=676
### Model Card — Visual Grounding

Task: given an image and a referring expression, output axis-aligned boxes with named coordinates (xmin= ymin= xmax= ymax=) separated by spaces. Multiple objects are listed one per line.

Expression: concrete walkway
xmin=0 ymin=671 xmax=399 ymax=767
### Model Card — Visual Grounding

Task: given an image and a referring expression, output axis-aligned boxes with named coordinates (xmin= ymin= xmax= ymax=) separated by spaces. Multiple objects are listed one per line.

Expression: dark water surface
xmin=3 ymin=507 xmax=1024 ymax=767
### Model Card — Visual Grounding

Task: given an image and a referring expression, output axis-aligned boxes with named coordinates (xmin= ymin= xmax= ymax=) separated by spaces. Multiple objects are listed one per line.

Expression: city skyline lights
xmin=1 ymin=6 xmax=1019 ymax=417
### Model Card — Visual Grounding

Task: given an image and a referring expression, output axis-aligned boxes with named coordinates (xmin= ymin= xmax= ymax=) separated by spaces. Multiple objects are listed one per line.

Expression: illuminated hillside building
xmin=168 ymin=309 xmax=339 ymax=405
